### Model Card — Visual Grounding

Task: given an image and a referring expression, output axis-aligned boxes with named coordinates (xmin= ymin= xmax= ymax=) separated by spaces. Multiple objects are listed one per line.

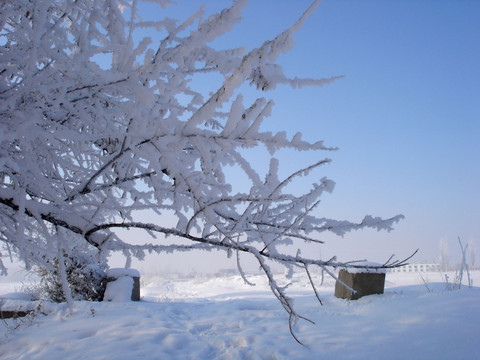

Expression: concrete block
xmin=334 ymin=269 xmax=385 ymax=300
xmin=105 ymin=268 xmax=140 ymax=301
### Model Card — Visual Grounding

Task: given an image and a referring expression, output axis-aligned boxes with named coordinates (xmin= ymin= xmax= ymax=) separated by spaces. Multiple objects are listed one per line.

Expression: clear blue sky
xmin=125 ymin=0 xmax=480 ymax=272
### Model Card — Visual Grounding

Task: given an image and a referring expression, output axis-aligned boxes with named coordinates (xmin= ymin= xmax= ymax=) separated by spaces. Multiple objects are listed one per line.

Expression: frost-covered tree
xmin=1 ymin=0 xmax=406 ymax=341
xmin=468 ymin=239 xmax=475 ymax=269
xmin=439 ymin=238 xmax=450 ymax=271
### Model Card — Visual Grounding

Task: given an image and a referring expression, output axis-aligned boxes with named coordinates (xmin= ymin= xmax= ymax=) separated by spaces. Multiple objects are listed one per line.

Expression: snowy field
xmin=1 ymin=270 xmax=480 ymax=359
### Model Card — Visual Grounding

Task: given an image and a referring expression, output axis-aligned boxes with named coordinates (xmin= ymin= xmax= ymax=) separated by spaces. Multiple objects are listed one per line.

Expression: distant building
xmin=388 ymin=263 xmax=440 ymax=273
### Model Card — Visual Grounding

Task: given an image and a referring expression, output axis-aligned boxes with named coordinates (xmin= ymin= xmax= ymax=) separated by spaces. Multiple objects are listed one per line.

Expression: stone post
xmin=334 ymin=264 xmax=386 ymax=300
xmin=104 ymin=268 xmax=141 ymax=301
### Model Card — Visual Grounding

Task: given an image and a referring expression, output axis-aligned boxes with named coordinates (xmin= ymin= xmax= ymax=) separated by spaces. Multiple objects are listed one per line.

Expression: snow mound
xmin=103 ymin=276 xmax=134 ymax=302
xmin=345 ymin=262 xmax=387 ymax=274
xmin=107 ymin=268 xmax=141 ymax=278
xmin=0 ymin=292 xmax=36 ymax=301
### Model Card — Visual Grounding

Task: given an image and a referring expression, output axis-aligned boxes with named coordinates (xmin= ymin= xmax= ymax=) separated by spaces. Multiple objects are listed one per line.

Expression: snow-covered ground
xmin=1 ymin=270 xmax=479 ymax=359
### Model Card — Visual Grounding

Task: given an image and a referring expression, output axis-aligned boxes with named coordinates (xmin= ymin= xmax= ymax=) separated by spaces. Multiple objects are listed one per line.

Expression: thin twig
xmin=304 ymin=264 xmax=323 ymax=305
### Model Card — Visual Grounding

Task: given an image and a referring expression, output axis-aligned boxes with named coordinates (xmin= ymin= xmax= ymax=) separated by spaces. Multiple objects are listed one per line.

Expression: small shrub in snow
xmin=443 ymin=237 xmax=473 ymax=290
xmin=34 ymin=254 xmax=107 ymax=303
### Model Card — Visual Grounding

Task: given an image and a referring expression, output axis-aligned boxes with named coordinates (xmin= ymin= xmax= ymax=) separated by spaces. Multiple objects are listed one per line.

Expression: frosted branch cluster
xmin=1 ymin=0 xmax=404 ymax=339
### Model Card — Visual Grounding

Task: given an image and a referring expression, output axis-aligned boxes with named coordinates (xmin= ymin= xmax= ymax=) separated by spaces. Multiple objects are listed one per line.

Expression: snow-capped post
xmin=103 ymin=269 xmax=141 ymax=302
xmin=334 ymin=263 xmax=386 ymax=300
xmin=0 ymin=0 xmax=410 ymax=343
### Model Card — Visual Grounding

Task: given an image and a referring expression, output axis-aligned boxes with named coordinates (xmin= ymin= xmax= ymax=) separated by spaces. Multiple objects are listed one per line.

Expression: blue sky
xmin=221 ymin=0 xmax=480 ymax=265
xmin=120 ymin=0 xmax=480 ymax=272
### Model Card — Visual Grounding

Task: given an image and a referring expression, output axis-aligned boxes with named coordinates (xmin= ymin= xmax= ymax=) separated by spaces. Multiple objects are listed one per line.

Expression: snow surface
xmin=107 ymin=268 xmax=141 ymax=278
xmin=1 ymin=271 xmax=480 ymax=359
xmin=342 ymin=261 xmax=387 ymax=274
